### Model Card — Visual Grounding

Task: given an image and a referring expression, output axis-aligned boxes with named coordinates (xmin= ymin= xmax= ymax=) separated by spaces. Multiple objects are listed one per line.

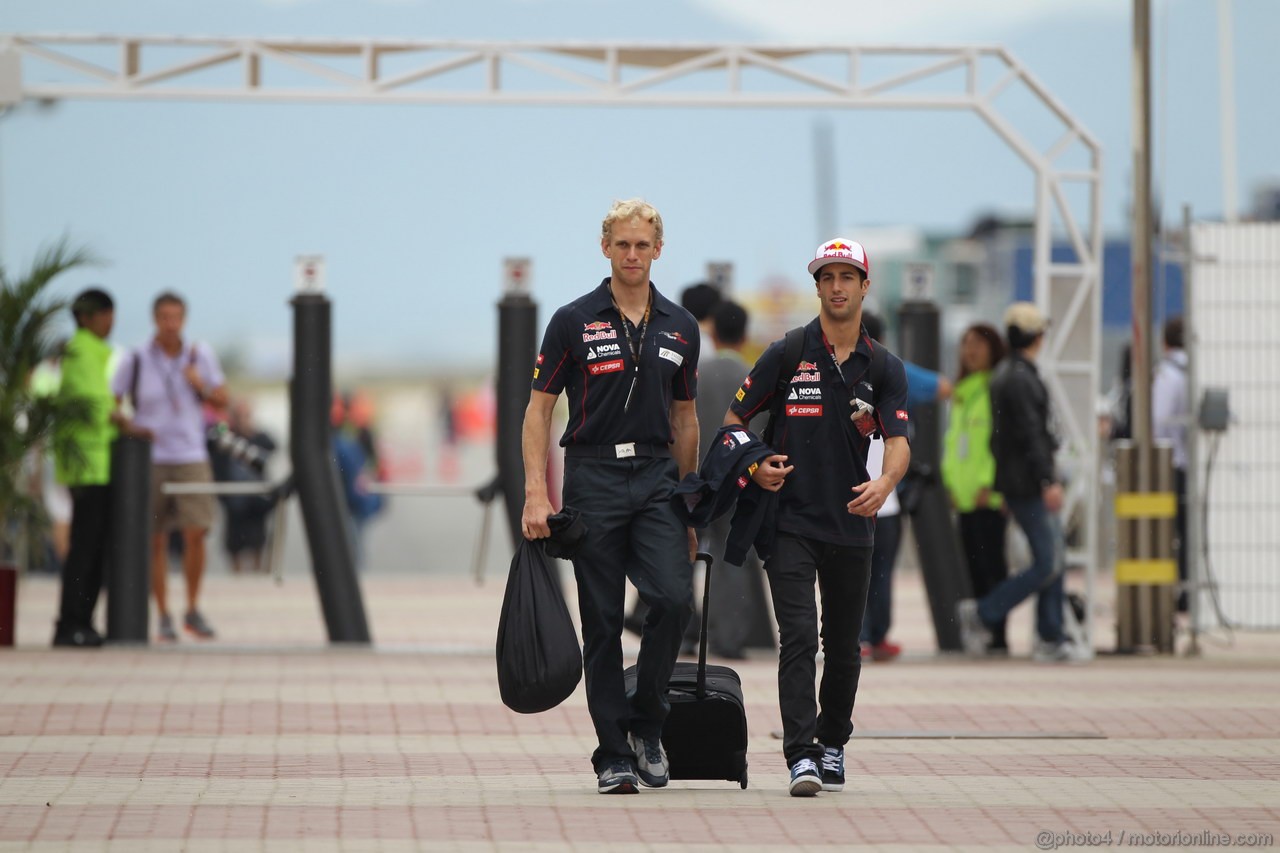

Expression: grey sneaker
xmin=820 ymin=745 xmax=845 ymax=792
xmin=789 ymin=757 xmax=822 ymax=797
xmin=1032 ymin=640 xmax=1090 ymax=664
xmin=158 ymin=613 xmax=178 ymax=643
xmin=628 ymin=732 xmax=669 ymax=788
xmin=955 ymin=599 xmax=992 ymax=657
xmin=597 ymin=760 xmax=639 ymax=794
xmin=184 ymin=609 xmax=216 ymax=640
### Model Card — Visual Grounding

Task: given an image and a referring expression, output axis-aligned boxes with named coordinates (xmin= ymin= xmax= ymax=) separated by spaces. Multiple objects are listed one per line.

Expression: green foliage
xmin=0 ymin=239 xmax=97 ymax=556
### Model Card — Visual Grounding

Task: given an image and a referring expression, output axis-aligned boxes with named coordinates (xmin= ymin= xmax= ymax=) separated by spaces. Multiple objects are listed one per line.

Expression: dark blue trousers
xmin=562 ymin=455 xmax=693 ymax=772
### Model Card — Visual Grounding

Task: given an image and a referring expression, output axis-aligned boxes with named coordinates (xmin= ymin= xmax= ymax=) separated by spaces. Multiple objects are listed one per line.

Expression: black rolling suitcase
xmin=623 ymin=552 xmax=750 ymax=789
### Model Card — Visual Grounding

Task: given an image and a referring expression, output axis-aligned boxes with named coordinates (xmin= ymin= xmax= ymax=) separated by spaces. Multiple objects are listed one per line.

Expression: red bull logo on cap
xmin=808 ymin=237 xmax=870 ymax=277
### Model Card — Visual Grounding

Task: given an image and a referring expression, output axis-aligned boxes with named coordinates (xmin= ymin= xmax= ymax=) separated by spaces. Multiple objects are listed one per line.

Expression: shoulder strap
xmin=763 ymin=326 xmax=806 ymax=445
xmin=868 ymin=339 xmax=888 ymax=401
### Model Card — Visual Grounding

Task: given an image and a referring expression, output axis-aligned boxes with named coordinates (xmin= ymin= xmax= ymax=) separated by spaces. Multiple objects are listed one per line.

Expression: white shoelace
xmin=822 ymin=750 xmax=842 ymax=773
xmin=793 ymin=758 xmax=819 ymax=776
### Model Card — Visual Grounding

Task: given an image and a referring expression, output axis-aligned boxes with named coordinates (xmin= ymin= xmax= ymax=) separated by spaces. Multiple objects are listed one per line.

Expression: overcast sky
xmin=3 ymin=0 xmax=1277 ymax=374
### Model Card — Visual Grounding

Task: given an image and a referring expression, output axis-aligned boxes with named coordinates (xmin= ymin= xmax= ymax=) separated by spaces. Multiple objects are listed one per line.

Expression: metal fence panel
xmin=1190 ymin=222 xmax=1280 ymax=630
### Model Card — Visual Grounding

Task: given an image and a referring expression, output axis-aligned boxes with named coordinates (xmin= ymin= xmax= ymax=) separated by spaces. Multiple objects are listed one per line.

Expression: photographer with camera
xmin=114 ymin=292 xmax=227 ymax=642
xmin=208 ymin=398 xmax=276 ymax=574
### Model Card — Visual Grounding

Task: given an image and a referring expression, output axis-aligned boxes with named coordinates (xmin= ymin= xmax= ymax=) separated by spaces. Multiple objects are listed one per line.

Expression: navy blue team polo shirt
xmin=532 ymin=279 xmax=700 ymax=448
xmin=729 ymin=317 xmax=910 ymax=547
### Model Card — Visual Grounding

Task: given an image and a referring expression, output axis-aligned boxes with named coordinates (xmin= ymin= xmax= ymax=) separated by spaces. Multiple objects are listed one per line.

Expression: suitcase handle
xmin=694 ymin=550 xmax=714 ymax=700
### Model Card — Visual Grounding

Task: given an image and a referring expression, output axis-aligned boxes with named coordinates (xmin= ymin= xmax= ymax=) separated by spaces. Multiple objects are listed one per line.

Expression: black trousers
xmin=765 ymin=532 xmax=872 ymax=768
xmin=563 ymin=455 xmax=693 ymax=772
xmin=57 ymin=485 xmax=112 ymax=633
xmin=957 ymin=509 xmax=1010 ymax=649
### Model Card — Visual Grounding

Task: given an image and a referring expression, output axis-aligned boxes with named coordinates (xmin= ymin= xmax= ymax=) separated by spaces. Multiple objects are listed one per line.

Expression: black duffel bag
xmin=495 ymin=513 xmax=584 ymax=714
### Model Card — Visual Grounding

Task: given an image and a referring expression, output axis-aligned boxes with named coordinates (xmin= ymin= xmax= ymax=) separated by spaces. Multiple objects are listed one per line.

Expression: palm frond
xmin=0 ymin=238 xmax=99 ymax=551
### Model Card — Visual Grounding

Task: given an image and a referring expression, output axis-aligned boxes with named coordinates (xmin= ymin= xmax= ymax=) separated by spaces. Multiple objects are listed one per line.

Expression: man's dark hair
xmin=1164 ymin=316 xmax=1184 ymax=350
xmin=71 ymin=288 xmax=114 ymax=326
xmin=153 ymin=291 xmax=186 ymax=314
xmin=712 ymin=299 xmax=748 ymax=346
xmin=680 ymin=282 xmax=722 ymax=322
xmin=862 ymin=311 xmax=885 ymax=343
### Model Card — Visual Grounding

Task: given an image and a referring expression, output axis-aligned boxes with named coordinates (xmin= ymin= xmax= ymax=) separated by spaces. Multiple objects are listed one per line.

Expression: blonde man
xmin=521 ymin=199 xmax=700 ymax=794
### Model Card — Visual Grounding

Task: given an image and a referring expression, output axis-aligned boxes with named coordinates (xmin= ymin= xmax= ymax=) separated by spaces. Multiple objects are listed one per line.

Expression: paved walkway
xmin=3 ymin=568 xmax=1279 ymax=851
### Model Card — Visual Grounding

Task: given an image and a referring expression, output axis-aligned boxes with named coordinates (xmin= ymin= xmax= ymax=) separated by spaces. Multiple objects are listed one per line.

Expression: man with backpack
xmin=114 ymin=292 xmax=227 ymax=643
xmin=723 ymin=238 xmax=910 ymax=796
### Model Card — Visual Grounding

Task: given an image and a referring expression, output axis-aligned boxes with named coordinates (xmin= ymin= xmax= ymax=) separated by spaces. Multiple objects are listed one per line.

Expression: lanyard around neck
xmin=821 ymin=331 xmax=864 ymax=393
xmin=609 ymin=284 xmax=652 ymax=413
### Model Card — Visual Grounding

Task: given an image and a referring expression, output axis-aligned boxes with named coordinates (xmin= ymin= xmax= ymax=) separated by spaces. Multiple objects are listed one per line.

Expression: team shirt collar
xmin=589 ymin=278 xmax=673 ymax=319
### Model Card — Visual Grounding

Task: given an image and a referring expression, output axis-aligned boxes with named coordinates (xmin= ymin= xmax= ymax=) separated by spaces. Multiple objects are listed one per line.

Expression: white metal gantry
xmin=0 ymin=32 xmax=1104 ymax=620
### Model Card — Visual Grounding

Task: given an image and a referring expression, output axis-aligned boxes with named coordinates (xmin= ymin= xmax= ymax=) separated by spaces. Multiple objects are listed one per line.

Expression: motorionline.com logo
xmin=1035 ymin=829 xmax=1274 ymax=849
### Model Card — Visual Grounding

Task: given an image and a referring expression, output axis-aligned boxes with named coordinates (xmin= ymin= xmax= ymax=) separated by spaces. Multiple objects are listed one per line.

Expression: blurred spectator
xmin=115 ymin=291 xmax=226 ymax=642
xmin=1152 ymin=317 xmax=1188 ymax=611
xmin=941 ymin=323 xmax=1010 ymax=653
xmin=857 ymin=312 xmax=952 ymax=661
xmin=345 ymin=390 xmax=385 ymax=481
xmin=437 ymin=386 xmax=460 ymax=482
xmin=680 ymin=281 xmax=723 ymax=361
xmin=332 ymin=394 xmax=385 ymax=571
xmin=1107 ymin=345 xmax=1133 ymax=442
xmin=209 ymin=398 xmax=277 ymax=574
xmin=958 ymin=302 xmax=1084 ymax=662
xmin=692 ymin=299 xmax=768 ymax=659
xmin=52 ymin=289 xmax=145 ymax=647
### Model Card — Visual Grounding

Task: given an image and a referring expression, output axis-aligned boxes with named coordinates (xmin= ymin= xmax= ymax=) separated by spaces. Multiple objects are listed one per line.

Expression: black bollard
xmin=107 ymin=434 xmax=152 ymax=644
xmin=291 ymin=292 xmax=371 ymax=644
xmin=898 ymin=301 xmax=970 ymax=652
xmin=495 ymin=290 xmax=538 ymax=547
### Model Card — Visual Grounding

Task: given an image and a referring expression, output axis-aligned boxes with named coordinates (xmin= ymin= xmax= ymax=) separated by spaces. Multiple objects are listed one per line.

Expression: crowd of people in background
xmin=26 ymin=274 xmax=1186 ymax=662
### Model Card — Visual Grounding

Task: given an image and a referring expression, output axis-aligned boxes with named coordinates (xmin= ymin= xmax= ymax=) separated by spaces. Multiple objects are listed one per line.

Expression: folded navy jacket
xmin=671 ymin=424 xmax=776 ymax=531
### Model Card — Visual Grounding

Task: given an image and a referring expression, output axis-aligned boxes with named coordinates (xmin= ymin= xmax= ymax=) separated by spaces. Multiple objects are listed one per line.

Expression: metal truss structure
xmin=0 ymin=33 xmax=1103 ymax=589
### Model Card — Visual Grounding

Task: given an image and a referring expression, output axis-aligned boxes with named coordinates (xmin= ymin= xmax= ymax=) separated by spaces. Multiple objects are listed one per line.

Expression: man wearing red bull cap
xmin=521 ymin=198 xmax=701 ymax=794
xmin=724 ymin=237 xmax=911 ymax=796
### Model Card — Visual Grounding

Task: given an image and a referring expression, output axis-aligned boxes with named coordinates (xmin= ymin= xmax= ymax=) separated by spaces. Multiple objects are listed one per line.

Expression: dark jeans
xmin=957 ymin=509 xmax=1010 ymax=649
xmin=860 ymin=514 xmax=902 ymax=646
xmin=562 ymin=456 xmax=693 ymax=772
xmin=765 ymin=533 xmax=872 ymax=768
xmin=976 ymin=497 xmax=1064 ymax=644
xmin=57 ymin=485 xmax=112 ymax=634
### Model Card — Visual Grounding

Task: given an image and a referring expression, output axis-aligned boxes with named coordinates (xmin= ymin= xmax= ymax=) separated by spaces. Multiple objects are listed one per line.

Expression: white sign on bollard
xmin=294 ymin=255 xmax=326 ymax=293
xmin=706 ymin=261 xmax=733 ymax=293
xmin=903 ymin=262 xmax=935 ymax=302
xmin=503 ymin=257 xmax=531 ymax=295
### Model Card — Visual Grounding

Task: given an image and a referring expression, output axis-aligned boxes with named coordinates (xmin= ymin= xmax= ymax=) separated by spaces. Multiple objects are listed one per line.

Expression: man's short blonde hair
xmin=601 ymin=198 xmax=663 ymax=243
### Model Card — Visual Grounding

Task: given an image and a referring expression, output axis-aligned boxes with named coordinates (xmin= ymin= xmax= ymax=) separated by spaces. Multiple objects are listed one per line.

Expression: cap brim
xmin=808 ymin=256 xmax=868 ymax=277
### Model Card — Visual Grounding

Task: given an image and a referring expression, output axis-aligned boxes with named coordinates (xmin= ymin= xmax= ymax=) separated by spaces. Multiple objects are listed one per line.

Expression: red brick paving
xmin=3 ymin=573 xmax=1279 ymax=849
